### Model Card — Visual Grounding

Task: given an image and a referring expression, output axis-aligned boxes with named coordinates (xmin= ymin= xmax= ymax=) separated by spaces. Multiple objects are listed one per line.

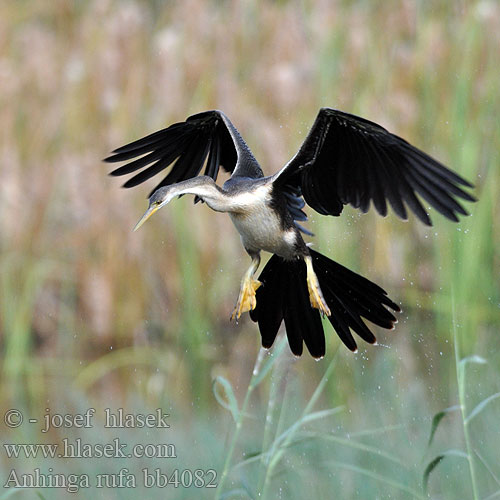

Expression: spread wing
xmin=274 ymin=108 xmax=476 ymax=225
xmin=105 ymin=110 xmax=263 ymax=197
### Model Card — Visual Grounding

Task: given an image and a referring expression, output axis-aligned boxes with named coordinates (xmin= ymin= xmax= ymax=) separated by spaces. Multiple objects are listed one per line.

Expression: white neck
xmin=161 ymin=176 xmax=231 ymax=212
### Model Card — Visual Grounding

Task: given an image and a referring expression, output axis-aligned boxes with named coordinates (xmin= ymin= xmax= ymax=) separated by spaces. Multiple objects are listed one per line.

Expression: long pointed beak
xmin=134 ymin=205 xmax=160 ymax=231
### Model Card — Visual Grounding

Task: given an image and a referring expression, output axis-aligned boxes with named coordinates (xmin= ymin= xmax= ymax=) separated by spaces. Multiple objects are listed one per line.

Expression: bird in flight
xmin=105 ymin=108 xmax=475 ymax=358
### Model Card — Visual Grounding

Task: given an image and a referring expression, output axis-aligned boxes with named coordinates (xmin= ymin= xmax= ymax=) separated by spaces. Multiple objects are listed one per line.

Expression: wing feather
xmin=105 ymin=110 xmax=262 ymax=196
xmin=274 ymin=108 xmax=475 ymax=225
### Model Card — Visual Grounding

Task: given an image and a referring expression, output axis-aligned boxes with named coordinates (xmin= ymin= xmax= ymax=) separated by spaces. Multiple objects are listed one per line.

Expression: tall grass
xmin=1 ymin=0 xmax=499 ymax=498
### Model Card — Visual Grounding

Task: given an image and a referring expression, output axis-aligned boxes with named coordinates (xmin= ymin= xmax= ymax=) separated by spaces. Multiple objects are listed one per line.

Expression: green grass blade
xmin=268 ymin=407 xmax=344 ymax=463
xmin=299 ymin=431 xmax=405 ymax=466
xmin=423 ymin=455 xmax=445 ymax=494
xmin=423 ymin=450 xmax=469 ymax=494
xmin=428 ymin=405 xmax=462 ymax=446
xmin=350 ymin=424 xmax=406 ymax=438
xmin=475 ymin=449 xmax=500 ymax=488
xmin=465 ymin=392 xmax=500 ymax=426
xmin=74 ymin=347 xmax=175 ymax=390
xmin=251 ymin=338 xmax=287 ymax=387
xmin=329 ymin=460 xmax=426 ymax=499
xmin=213 ymin=375 xmax=240 ymax=423
xmin=459 ymin=355 xmax=487 ymax=369
xmin=483 ymin=491 xmax=500 ymax=500
xmin=299 ymin=407 xmax=345 ymax=426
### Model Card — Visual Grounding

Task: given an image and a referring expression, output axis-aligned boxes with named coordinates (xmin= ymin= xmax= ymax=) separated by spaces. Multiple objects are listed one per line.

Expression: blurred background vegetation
xmin=0 ymin=0 xmax=498 ymax=498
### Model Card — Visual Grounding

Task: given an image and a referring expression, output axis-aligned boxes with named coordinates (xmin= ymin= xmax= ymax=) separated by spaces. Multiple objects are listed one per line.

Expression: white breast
xmin=228 ymin=185 xmax=297 ymax=258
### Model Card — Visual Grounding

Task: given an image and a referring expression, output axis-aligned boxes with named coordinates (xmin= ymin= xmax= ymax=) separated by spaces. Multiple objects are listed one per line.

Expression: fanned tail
xmin=250 ymin=249 xmax=401 ymax=358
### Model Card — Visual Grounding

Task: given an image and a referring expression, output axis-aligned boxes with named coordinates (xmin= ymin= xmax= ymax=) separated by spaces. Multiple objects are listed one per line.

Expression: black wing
xmin=105 ymin=110 xmax=263 ymax=197
xmin=274 ymin=108 xmax=476 ymax=225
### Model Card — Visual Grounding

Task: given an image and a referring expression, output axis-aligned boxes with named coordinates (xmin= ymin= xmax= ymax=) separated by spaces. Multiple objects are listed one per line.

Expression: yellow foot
xmin=305 ymin=256 xmax=331 ymax=317
xmin=231 ymin=277 xmax=261 ymax=321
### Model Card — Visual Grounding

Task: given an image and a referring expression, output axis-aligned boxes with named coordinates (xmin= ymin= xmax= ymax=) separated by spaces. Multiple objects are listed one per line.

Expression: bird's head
xmin=133 ymin=187 xmax=173 ymax=231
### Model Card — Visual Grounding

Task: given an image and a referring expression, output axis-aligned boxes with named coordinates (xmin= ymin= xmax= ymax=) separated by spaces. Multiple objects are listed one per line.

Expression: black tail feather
xmin=249 ymin=255 xmax=285 ymax=349
xmin=250 ymin=249 xmax=400 ymax=358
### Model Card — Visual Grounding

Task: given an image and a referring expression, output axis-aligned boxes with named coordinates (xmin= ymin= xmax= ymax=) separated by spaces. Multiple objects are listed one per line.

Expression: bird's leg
xmin=305 ymin=255 xmax=331 ymax=317
xmin=231 ymin=253 xmax=261 ymax=321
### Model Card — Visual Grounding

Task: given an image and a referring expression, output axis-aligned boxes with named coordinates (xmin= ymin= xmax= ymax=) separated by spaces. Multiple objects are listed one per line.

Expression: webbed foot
xmin=305 ymin=255 xmax=331 ymax=317
xmin=231 ymin=277 xmax=262 ymax=321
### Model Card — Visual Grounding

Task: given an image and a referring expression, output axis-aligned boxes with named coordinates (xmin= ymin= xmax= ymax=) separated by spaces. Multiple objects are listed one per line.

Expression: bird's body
xmin=224 ymin=179 xmax=302 ymax=260
xmin=106 ymin=108 xmax=476 ymax=358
